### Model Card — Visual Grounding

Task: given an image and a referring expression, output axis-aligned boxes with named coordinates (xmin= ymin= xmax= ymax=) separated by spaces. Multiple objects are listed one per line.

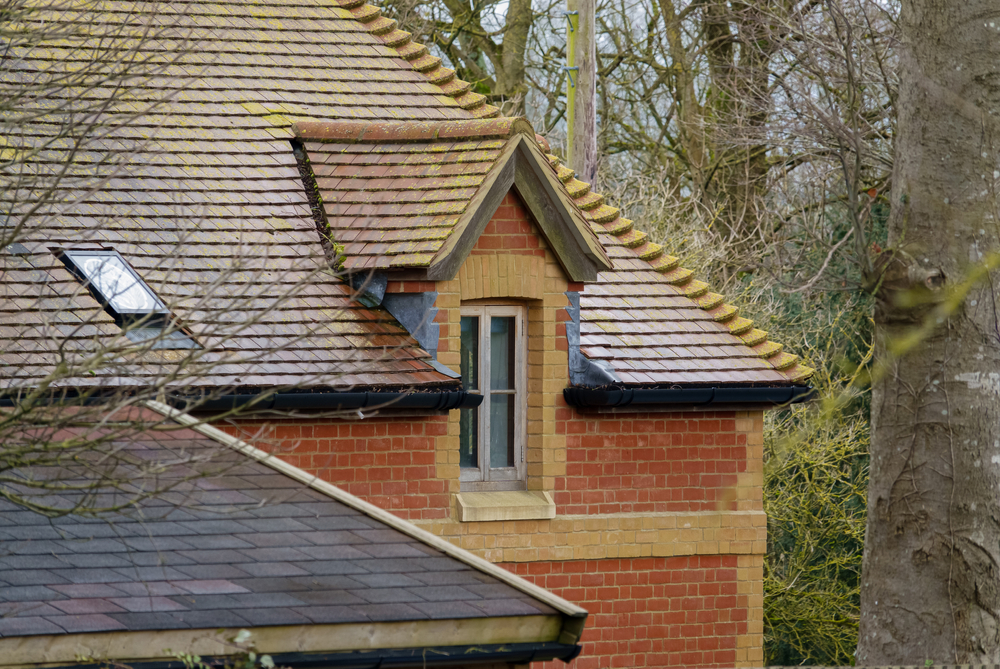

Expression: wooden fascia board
xmin=425 ymin=137 xmax=519 ymax=281
xmin=0 ymin=615 xmax=562 ymax=668
xmin=426 ymin=135 xmax=612 ymax=282
xmin=510 ymin=137 xmax=611 ymax=280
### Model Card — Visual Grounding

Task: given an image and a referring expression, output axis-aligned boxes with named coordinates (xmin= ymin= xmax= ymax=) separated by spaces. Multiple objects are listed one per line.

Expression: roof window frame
xmin=59 ymin=249 xmax=169 ymax=323
xmin=58 ymin=249 xmax=199 ymax=350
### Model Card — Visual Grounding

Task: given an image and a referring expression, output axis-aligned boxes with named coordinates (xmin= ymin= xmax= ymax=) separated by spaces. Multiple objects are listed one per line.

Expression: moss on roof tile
xmin=333 ymin=0 xmax=501 ymax=119
xmin=545 ymin=152 xmax=815 ymax=385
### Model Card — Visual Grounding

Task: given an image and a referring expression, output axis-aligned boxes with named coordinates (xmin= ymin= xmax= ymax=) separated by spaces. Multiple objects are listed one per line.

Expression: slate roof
xmin=0 ymin=0 xmax=811 ymax=392
xmin=0 ymin=405 xmax=559 ymax=639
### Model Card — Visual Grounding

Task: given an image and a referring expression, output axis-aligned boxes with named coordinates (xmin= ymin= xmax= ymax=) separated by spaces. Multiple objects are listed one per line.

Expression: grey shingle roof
xmin=0 ymin=407 xmax=555 ymax=638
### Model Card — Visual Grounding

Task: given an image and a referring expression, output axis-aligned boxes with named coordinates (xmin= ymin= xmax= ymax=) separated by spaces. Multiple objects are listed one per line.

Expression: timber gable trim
xmin=427 ymin=134 xmax=611 ymax=282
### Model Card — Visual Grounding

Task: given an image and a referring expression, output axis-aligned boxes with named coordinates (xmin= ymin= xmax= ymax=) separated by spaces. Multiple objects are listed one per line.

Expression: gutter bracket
xmin=564 ymin=291 xmax=621 ymax=387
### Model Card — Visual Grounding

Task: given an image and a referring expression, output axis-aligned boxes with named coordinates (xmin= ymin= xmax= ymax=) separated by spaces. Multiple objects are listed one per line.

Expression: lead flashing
xmin=564 ymin=291 xmax=620 ymax=387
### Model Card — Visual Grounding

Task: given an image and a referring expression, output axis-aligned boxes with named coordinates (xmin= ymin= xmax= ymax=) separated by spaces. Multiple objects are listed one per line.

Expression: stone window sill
xmin=456 ymin=491 xmax=556 ymax=522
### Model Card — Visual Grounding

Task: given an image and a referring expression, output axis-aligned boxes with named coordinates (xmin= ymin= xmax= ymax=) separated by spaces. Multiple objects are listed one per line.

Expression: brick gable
xmin=469 ymin=191 xmax=546 ymax=258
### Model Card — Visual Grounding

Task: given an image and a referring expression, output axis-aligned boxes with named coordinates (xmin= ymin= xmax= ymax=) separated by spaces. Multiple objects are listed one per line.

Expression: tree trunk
xmin=859 ymin=0 xmax=1000 ymax=663
xmin=705 ymin=0 xmax=770 ymax=251
xmin=494 ymin=0 xmax=532 ymax=115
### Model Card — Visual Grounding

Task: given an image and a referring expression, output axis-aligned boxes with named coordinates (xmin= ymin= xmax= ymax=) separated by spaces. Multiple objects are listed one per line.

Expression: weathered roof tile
xmin=2 ymin=0 xmax=808 ymax=392
xmin=546 ymin=157 xmax=813 ymax=385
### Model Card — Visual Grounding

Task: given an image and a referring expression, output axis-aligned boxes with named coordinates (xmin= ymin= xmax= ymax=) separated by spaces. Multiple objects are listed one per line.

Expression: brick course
xmin=557 ymin=410 xmax=757 ymax=515
xmin=469 ymin=192 xmax=547 ymax=257
xmin=216 ymin=415 xmax=454 ymax=521
xmin=504 ymin=556 xmax=753 ymax=669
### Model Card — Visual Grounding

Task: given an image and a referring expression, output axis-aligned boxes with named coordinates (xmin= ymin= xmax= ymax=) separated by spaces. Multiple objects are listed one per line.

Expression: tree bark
xmin=859 ymin=0 xmax=1000 ymax=663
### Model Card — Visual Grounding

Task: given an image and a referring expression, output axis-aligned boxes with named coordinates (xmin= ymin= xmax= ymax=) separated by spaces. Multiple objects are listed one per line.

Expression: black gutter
xmin=564 ymin=385 xmax=815 ymax=409
xmin=62 ymin=642 xmax=582 ymax=669
xmin=173 ymin=390 xmax=484 ymax=413
xmin=0 ymin=390 xmax=484 ymax=412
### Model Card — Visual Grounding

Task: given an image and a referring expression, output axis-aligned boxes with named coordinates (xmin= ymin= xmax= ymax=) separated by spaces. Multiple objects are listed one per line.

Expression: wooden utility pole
xmin=565 ymin=0 xmax=596 ymax=183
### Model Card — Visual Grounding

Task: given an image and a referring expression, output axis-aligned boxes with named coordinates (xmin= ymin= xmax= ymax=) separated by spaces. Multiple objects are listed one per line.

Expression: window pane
xmin=489 ymin=394 xmax=515 ymax=468
xmin=460 ymin=316 xmax=479 ymax=391
xmin=75 ymin=254 xmax=164 ymax=313
xmin=490 ymin=316 xmax=515 ymax=390
xmin=460 ymin=316 xmax=479 ymax=469
xmin=460 ymin=407 xmax=479 ymax=469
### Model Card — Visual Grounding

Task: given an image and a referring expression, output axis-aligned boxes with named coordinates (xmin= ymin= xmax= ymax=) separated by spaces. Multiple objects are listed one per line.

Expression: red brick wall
xmin=506 ymin=556 xmax=745 ymax=669
xmin=555 ymin=409 xmax=747 ymax=515
xmin=216 ymin=416 xmax=452 ymax=521
xmin=470 ymin=190 xmax=546 ymax=257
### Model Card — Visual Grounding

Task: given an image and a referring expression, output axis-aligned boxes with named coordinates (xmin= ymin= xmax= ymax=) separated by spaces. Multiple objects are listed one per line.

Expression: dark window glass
xmin=489 ymin=316 xmax=516 ymax=468
xmin=490 ymin=317 xmax=514 ymax=390
xmin=459 ymin=316 xmax=479 ymax=469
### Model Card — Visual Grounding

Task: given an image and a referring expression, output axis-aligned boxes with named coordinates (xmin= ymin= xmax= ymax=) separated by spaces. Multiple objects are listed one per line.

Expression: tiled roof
xmin=1 ymin=0 xmax=488 ymax=391
xmin=273 ymin=0 xmax=812 ymax=386
xmin=546 ymin=154 xmax=814 ymax=385
xmin=330 ymin=0 xmax=501 ymax=119
xmin=0 ymin=0 xmax=810 ymax=392
xmin=295 ymin=118 xmax=609 ymax=277
xmin=298 ymin=119 xmax=520 ymax=270
xmin=0 ymin=406 xmax=560 ymax=639
xmin=0 ymin=245 xmax=447 ymax=389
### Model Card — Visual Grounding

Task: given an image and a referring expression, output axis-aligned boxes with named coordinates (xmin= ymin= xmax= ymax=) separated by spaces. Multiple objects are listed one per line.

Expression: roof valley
xmin=326 ymin=0 xmax=810 ymax=382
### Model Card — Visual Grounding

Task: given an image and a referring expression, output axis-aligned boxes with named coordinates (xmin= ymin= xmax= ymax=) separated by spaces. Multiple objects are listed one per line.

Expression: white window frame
xmin=459 ymin=304 xmax=527 ymax=491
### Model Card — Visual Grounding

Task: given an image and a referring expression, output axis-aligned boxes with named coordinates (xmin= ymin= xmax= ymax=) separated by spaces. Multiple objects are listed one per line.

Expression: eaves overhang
xmin=0 ymin=389 xmax=484 ymax=413
xmin=172 ymin=389 xmax=483 ymax=413
xmin=0 ymin=622 xmax=575 ymax=669
xmin=564 ymin=385 xmax=816 ymax=411
xmin=54 ymin=642 xmax=582 ymax=669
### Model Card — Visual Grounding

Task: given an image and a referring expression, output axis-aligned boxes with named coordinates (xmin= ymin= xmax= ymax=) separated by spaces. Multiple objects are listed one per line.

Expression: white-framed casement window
xmin=459 ymin=304 xmax=527 ymax=490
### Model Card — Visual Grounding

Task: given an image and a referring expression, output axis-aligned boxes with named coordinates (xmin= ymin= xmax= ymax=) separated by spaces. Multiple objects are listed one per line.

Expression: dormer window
xmin=459 ymin=305 xmax=527 ymax=490
xmin=60 ymin=249 xmax=197 ymax=349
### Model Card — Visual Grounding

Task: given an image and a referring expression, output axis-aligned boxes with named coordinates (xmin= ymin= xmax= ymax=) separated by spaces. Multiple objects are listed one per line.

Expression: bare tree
xmin=380 ymin=0 xmax=537 ymax=115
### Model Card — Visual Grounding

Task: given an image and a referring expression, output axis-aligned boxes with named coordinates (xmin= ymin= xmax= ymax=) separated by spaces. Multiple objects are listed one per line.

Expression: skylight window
xmin=60 ymin=249 xmax=197 ymax=349
xmin=62 ymin=250 xmax=167 ymax=318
